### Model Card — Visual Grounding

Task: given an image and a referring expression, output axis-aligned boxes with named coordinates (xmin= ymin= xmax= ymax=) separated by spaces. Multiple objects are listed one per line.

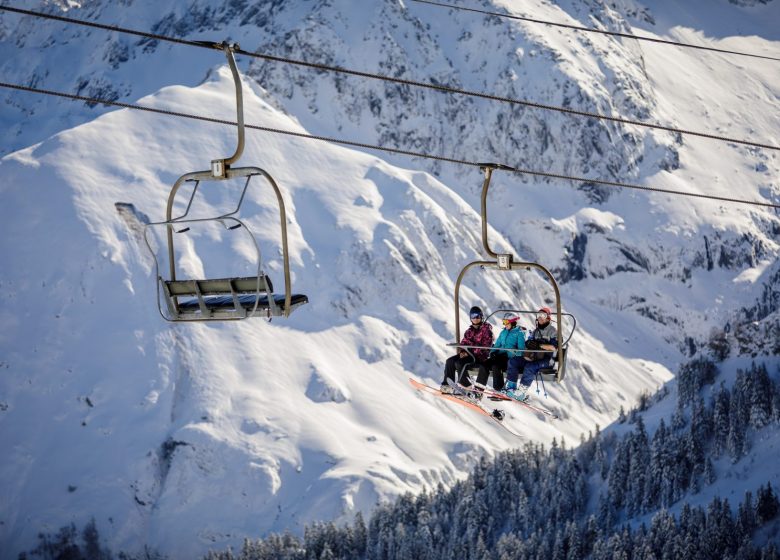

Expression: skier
xmin=440 ymin=305 xmax=493 ymax=393
xmin=503 ymin=307 xmax=557 ymax=401
xmin=470 ymin=312 xmax=525 ymax=395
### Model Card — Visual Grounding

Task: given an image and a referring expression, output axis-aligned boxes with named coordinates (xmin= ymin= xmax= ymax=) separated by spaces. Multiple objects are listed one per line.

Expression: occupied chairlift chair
xmin=451 ymin=164 xmax=577 ymax=383
xmin=143 ymin=42 xmax=308 ymax=322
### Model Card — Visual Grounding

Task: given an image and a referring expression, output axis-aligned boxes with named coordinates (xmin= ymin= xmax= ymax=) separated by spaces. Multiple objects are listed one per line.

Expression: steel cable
xmin=0 ymin=4 xmax=778 ymax=152
xmin=2 ymin=80 xmax=777 ymax=210
xmin=410 ymin=0 xmax=780 ymax=63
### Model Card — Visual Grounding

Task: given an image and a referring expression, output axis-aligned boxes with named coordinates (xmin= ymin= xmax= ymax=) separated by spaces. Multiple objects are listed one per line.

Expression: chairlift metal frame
xmin=143 ymin=42 xmax=307 ymax=322
xmin=452 ymin=164 xmax=575 ymax=382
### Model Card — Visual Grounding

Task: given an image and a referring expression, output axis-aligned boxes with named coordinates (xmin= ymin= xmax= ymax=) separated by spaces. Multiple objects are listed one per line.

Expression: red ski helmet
xmin=537 ymin=307 xmax=552 ymax=320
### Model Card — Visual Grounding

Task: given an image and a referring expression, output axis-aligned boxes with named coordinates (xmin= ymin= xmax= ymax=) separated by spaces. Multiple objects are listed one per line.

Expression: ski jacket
xmin=525 ymin=322 xmax=558 ymax=362
xmin=529 ymin=322 xmax=558 ymax=345
xmin=491 ymin=326 xmax=525 ymax=358
xmin=460 ymin=321 xmax=494 ymax=362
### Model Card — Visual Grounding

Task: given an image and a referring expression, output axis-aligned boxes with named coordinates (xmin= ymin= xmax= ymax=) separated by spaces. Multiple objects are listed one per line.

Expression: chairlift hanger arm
xmin=220 ymin=42 xmax=245 ymax=169
xmin=190 ymin=41 xmax=246 ymax=177
xmin=478 ymin=163 xmax=511 ymax=260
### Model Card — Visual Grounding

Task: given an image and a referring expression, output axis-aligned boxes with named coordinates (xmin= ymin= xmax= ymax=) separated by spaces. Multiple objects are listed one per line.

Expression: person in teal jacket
xmin=474 ymin=312 xmax=525 ymax=392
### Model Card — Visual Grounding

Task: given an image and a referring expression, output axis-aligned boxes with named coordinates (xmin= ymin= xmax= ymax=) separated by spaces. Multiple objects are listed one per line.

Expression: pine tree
xmin=718 ymin=498 xmax=738 ymax=553
xmin=757 ymin=483 xmax=780 ymax=524
xmin=350 ymin=512 xmax=367 ymax=560
xmin=712 ymin=382 xmax=731 ymax=457
xmin=748 ymin=363 xmax=772 ymax=429
xmin=552 ymin=528 xmax=566 ymax=560
xmin=690 ymin=397 xmax=712 ymax=445
xmin=81 ymin=518 xmax=111 ymax=560
xmin=737 ymin=491 xmax=757 ymax=535
xmin=647 ymin=509 xmax=675 ymax=558
xmin=496 ymin=532 xmax=524 ymax=560
xmin=678 ymin=357 xmax=718 ymax=404
xmin=772 ymin=381 xmax=780 ymax=423
xmin=607 ymin=437 xmax=631 ymax=510
xmin=626 ymin=418 xmax=650 ymax=516
xmin=318 ymin=544 xmax=335 ymax=560
xmin=644 ymin=421 xmax=665 ymax=512
xmin=727 ymin=400 xmax=748 ymax=462
xmin=565 ymin=520 xmax=582 ymax=560
xmin=671 ymin=403 xmax=687 ymax=431
xmin=474 ymin=531 xmax=491 ymax=560
xmin=580 ymin=514 xmax=601 ymax=557
xmin=762 ymin=543 xmax=780 ymax=560
xmin=704 ymin=458 xmax=717 ymax=485
xmin=597 ymin=493 xmax=616 ymax=532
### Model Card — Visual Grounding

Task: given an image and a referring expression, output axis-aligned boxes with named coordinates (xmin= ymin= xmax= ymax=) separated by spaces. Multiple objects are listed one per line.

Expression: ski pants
xmin=507 ymin=356 xmax=550 ymax=387
xmin=474 ymin=353 xmax=509 ymax=390
xmin=443 ymin=354 xmax=485 ymax=387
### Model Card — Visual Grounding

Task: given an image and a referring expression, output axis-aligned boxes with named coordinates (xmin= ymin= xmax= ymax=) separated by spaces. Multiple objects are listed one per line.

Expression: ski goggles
xmin=536 ymin=312 xmax=549 ymax=320
xmin=470 ymin=312 xmax=483 ymax=319
xmin=502 ymin=319 xmax=514 ymax=325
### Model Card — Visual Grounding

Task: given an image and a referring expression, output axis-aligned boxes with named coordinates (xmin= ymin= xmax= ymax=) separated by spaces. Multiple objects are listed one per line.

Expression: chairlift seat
xmin=537 ymin=346 xmax=568 ymax=383
xmin=461 ymin=345 xmax=568 ymax=385
xmin=162 ymin=275 xmax=308 ymax=320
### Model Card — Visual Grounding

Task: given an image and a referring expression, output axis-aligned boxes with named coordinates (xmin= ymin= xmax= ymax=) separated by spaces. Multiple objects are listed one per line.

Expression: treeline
xmin=201 ymin=360 xmax=780 ymax=560
xmin=204 ymin=480 xmax=780 ymax=560
xmin=599 ymin=360 xmax=779 ymax=523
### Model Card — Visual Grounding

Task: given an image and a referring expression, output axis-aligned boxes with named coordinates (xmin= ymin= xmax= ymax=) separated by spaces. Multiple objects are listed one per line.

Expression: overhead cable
xmin=2 ymin=80 xmax=778 ymax=211
xmin=0 ymin=5 xmax=778 ymax=153
xmin=411 ymin=0 xmax=780 ymax=63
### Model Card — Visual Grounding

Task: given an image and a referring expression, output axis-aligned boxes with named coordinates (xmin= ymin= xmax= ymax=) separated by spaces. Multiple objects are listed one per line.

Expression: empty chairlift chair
xmin=143 ymin=42 xmax=307 ymax=322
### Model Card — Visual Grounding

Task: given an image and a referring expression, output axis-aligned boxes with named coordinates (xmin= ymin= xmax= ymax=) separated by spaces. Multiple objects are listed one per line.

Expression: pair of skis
xmin=409 ymin=377 xmax=559 ymax=436
xmin=409 ymin=378 xmax=521 ymax=436
xmin=459 ymin=382 xmax=559 ymax=419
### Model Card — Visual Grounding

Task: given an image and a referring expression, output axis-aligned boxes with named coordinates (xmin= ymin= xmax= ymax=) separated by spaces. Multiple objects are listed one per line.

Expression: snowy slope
xmin=0 ymin=0 xmax=778 ymax=558
xmin=0 ymin=67 xmax=669 ymax=558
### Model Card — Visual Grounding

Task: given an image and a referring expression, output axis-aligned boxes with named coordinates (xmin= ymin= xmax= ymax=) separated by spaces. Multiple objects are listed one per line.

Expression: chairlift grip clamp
xmin=211 ymin=158 xmax=228 ymax=178
xmin=192 ymin=40 xmax=241 ymax=52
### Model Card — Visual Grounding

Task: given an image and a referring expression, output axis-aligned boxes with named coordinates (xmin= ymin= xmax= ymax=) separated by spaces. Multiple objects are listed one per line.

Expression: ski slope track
xmin=0 ymin=0 xmax=778 ymax=557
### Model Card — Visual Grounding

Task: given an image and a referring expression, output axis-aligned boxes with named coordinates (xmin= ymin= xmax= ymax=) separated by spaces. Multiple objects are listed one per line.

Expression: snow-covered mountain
xmin=0 ymin=0 xmax=778 ymax=558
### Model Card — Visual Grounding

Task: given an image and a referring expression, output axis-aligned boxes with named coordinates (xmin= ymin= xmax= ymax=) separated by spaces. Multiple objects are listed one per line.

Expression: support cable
xmin=0 ymin=5 xmax=777 ymax=152
xmin=2 ymin=80 xmax=778 ymax=210
xmin=410 ymin=0 xmax=780 ymax=63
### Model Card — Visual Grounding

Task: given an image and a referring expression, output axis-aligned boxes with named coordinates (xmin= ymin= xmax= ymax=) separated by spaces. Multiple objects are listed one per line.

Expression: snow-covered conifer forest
xmin=1 ymin=0 xmax=779 ymax=558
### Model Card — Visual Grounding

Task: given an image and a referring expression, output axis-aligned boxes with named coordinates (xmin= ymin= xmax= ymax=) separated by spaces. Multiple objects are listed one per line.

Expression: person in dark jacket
xmin=504 ymin=307 xmax=558 ymax=401
xmin=441 ymin=305 xmax=493 ymax=393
